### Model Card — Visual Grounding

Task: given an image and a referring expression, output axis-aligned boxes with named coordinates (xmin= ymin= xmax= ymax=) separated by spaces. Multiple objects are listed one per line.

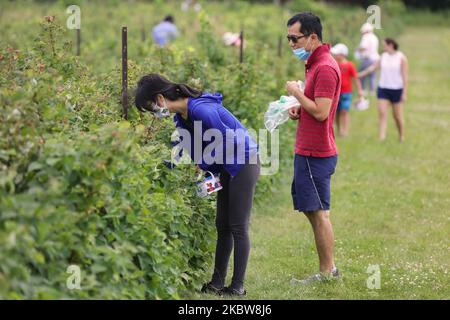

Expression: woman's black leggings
xmin=211 ymin=160 xmax=260 ymax=290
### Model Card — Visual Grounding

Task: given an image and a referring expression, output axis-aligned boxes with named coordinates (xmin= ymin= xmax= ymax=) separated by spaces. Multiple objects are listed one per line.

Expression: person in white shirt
xmin=357 ymin=23 xmax=380 ymax=94
xmin=358 ymin=38 xmax=409 ymax=142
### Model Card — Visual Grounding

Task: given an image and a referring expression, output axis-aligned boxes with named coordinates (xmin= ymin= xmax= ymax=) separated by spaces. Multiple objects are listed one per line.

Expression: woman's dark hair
xmin=384 ymin=38 xmax=399 ymax=51
xmin=287 ymin=11 xmax=322 ymax=41
xmin=134 ymin=74 xmax=202 ymax=112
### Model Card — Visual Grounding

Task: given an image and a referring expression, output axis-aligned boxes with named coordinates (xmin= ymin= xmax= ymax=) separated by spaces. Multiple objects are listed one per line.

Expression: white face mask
xmin=153 ymin=97 xmax=170 ymax=119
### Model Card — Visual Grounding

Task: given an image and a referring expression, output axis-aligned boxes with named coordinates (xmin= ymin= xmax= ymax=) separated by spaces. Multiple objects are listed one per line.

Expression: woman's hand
xmin=401 ymin=91 xmax=407 ymax=103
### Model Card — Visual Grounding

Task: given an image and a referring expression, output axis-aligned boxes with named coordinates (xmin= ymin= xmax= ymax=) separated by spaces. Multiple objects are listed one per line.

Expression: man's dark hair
xmin=164 ymin=15 xmax=174 ymax=23
xmin=287 ymin=12 xmax=322 ymax=41
xmin=384 ymin=37 xmax=399 ymax=51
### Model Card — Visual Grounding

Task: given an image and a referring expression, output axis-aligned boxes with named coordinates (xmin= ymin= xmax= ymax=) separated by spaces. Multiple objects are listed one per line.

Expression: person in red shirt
xmin=285 ymin=12 xmax=342 ymax=285
xmin=331 ymin=43 xmax=365 ymax=137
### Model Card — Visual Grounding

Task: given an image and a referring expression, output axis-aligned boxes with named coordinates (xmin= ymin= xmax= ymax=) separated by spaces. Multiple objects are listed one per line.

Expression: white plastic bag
xmin=354 ymin=97 xmax=369 ymax=111
xmin=264 ymin=81 xmax=304 ymax=132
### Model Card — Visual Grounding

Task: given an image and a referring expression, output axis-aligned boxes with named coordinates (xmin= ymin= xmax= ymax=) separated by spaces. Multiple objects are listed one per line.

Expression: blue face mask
xmin=292 ymin=37 xmax=311 ymax=61
xmin=293 ymin=47 xmax=311 ymax=61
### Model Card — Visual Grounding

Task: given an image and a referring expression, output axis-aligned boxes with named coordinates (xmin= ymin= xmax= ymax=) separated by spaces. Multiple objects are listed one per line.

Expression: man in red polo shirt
xmin=285 ymin=12 xmax=342 ymax=285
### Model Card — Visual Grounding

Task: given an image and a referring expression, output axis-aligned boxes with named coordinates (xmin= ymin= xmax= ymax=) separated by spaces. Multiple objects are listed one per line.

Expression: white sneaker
xmin=291 ymin=267 xmax=341 ymax=285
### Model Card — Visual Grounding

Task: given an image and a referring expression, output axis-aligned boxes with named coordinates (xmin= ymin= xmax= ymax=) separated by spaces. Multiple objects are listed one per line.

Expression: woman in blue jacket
xmin=135 ymin=74 xmax=260 ymax=296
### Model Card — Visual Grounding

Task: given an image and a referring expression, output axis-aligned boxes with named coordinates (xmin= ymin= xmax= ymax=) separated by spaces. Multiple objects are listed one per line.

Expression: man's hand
xmin=286 ymin=81 xmax=302 ymax=97
xmin=357 ymin=92 xmax=365 ymax=102
xmin=288 ymin=106 xmax=301 ymax=120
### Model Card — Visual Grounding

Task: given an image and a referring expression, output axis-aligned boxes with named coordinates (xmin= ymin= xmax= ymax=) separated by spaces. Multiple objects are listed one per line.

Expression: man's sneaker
xmin=221 ymin=286 xmax=246 ymax=297
xmin=291 ymin=267 xmax=341 ymax=285
xmin=331 ymin=267 xmax=340 ymax=279
xmin=201 ymin=282 xmax=224 ymax=295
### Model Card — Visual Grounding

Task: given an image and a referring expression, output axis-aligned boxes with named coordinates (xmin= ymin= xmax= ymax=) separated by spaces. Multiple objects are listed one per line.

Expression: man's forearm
xmin=292 ymin=91 xmax=320 ymax=119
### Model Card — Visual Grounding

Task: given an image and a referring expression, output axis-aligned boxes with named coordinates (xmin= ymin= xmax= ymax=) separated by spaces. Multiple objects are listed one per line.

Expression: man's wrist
xmin=294 ymin=90 xmax=305 ymax=102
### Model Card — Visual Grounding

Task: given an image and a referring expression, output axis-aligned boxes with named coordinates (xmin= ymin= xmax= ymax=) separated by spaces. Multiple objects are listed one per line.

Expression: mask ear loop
xmin=148 ymin=84 xmax=177 ymax=115
xmin=150 ymin=93 xmax=165 ymax=111
xmin=142 ymin=100 xmax=157 ymax=113
xmin=303 ymin=35 xmax=311 ymax=52
xmin=151 ymin=94 xmax=171 ymax=119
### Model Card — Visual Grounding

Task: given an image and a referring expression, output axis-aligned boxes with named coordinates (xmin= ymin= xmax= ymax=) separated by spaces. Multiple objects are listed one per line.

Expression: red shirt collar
xmin=305 ymin=43 xmax=331 ymax=70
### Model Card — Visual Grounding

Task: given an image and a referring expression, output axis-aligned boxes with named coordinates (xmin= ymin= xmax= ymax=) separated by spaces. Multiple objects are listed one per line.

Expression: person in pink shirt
xmin=286 ymin=12 xmax=342 ymax=285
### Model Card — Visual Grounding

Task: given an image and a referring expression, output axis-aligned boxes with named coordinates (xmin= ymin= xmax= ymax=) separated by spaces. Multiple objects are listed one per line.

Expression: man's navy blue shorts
xmin=291 ymin=154 xmax=338 ymax=212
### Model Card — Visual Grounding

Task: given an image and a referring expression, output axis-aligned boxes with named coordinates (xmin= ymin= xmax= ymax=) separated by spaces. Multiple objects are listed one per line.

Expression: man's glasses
xmin=286 ymin=34 xmax=308 ymax=43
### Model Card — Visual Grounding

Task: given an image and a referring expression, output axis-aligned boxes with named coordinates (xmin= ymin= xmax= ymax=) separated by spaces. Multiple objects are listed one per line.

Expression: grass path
xmin=195 ymin=25 xmax=450 ymax=300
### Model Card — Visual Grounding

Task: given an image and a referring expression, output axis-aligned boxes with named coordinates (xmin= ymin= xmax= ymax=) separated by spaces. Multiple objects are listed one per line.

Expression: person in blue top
xmin=152 ymin=15 xmax=179 ymax=47
xmin=135 ymin=74 xmax=260 ymax=296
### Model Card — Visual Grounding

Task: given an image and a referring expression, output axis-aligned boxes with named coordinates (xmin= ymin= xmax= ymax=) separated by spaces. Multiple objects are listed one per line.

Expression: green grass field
xmin=194 ymin=25 xmax=450 ymax=300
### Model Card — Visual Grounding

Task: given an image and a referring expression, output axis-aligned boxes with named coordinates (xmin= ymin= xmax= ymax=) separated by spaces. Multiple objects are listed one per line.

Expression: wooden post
xmin=76 ymin=29 xmax=81 ymax=56
xmin=277 ymin=35 xmax=282 ymax=57
xmin=141 ymin=26 xmax=146 ymax=42
xmin=122 ymin=27 xmax=128 ymax=120
xmin=344 ymin=18 xmax=350 ymax=38
xmin=239 ymin=30 xmax=244 ymax=64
